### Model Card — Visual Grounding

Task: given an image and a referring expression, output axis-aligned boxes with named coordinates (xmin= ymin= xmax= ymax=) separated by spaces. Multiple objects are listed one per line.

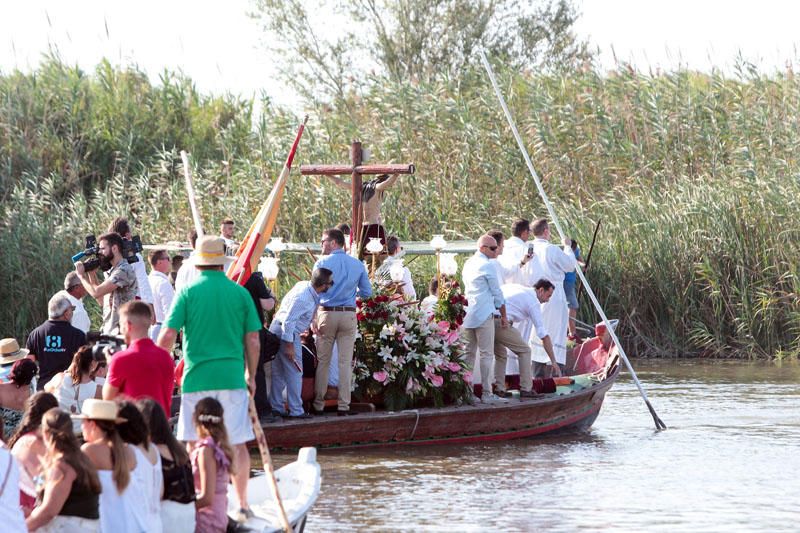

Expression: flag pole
xmin=180 ymin=150 xmax=204 ymax=238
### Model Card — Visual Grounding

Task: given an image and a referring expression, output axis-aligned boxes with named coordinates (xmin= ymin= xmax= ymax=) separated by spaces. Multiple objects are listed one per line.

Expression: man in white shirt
xmin=495 ymin=280 xmax=561 ymax=397
xmin=175 ymin=230 xmax=199 ymax=293
xmin=528 ymin=218 xmax=577 ymax=376
xmin=382 ymin=235 xmax=416 ymax=300
xmin=497 ymin=219 xmax=539 ymax=285
xmin=59 ymin=271 xmax=91 ymax=333
xmin=220 ymin=219 xmax=238 ymax=253
xmin=461 ymin=234 xmax=508 ymax=404
xmin=147 ymin=249 xmax=175 ymax=341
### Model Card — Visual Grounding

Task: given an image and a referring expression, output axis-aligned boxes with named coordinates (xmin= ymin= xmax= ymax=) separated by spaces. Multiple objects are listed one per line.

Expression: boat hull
xmin=261 ymin=367 xmax=618 ymax=451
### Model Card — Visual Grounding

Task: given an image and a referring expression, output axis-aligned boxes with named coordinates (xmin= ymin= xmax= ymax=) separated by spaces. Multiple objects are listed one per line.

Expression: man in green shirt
xmin=157 ymin=235 xmax=261 ymax=521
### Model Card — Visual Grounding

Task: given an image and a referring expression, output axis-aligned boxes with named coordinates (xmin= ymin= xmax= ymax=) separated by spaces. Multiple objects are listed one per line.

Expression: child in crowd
xmin=191 ymin=397 xmax=234 ymax=532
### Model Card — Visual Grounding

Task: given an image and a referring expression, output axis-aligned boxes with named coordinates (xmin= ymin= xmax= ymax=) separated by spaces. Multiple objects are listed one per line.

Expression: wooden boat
xmin=261 ymin=366 xmax=619 ymax=451
xmin=226 ymin=447 xmax=322 ymax=532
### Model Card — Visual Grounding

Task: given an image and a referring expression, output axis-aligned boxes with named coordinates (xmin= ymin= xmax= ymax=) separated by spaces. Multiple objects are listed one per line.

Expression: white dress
xmin=97 ymin=467 xmax=146 ymax=533
xmin=49 ymin=374 xmax=99 ymax=433
xmin=0 ymin=447 xmax=26 ymax=533
xmin=130 ymin=445 xmax=164 ymax=533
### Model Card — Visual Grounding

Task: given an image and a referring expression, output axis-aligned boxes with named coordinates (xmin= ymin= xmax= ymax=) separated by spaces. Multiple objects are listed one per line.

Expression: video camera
xmin=71 ymin=234 xmax=143 ymax=272
xmin=86 ymin=331 xmax=127 ymax=361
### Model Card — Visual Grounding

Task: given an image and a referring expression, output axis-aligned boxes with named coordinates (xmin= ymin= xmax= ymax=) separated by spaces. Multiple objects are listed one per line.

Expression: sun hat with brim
xmin=0 ymin=338 xmax=30 ymax=365
xmin=71 ymin=399 xmax=127 ymax=423
xmin=194 ymin=236 xmax=229 ymax=266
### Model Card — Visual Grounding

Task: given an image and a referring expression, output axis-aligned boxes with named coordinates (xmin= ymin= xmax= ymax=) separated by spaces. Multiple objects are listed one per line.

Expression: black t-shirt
xmin=26 ymin=320 xmax=86 ymax=390
xmin=244 ymin=271 xmax=274 ymax=325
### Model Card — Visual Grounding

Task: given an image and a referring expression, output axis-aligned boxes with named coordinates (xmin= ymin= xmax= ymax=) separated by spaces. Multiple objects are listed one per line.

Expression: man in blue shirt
xmin=269 ymin=268 xmax=333 ymax=418
xmin=313 ymin=228 xmax=372 ymax=415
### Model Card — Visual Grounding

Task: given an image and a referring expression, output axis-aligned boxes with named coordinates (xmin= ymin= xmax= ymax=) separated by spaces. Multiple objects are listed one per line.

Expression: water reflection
xmin=270 ymin=360 xmax=800 ymax=532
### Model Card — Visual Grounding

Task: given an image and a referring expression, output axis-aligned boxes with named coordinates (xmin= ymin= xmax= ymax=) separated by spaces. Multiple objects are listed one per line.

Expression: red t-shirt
xmin=107 ymin=337 xmax=176 ymax=416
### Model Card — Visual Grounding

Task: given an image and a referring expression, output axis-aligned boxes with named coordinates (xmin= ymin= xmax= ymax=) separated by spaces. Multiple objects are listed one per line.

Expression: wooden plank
xmin=300 ymin=164 xmax=415 ymax=176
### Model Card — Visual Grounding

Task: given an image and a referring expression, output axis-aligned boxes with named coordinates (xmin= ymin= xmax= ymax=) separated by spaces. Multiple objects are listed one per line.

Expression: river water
xmin=270 ymin=360 xmax=800 ymax=532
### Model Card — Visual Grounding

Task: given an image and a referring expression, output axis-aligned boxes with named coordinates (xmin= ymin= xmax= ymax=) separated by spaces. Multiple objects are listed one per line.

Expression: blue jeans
xmin=269 ymin=326 xmax=304 ymax=416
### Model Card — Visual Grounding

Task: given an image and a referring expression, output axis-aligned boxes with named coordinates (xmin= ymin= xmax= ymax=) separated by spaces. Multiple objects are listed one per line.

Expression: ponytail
xmin=96 ymin=419 xmax=130 ymax=493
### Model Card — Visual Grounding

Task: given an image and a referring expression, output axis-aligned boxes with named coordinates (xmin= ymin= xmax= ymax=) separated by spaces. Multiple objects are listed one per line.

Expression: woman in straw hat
xmin=0 ymin=356 xmax=38 ymax=439
xmin=25 ymin=408 xmax=101 ymax=532
xmin=77 ymin=399 xmax=144 ymax=533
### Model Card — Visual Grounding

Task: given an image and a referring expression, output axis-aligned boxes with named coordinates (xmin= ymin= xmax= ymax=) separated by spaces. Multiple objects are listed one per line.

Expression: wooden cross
xmin=300 ymin=140 xmax=415 ymax=249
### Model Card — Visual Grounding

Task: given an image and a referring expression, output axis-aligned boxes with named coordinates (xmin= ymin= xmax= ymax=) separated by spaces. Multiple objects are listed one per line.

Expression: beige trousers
xmin=461 ymin=315 xmax=495 ymax=393
xmin=314 ymin=309 xmax=357 ymax=411
xmin=493 ymin=319 xmax=533 ymax=392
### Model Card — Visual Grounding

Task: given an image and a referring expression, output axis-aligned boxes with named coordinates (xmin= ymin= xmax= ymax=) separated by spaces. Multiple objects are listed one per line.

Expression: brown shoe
xmin=519 ymin=390 xmax=538 ymax=398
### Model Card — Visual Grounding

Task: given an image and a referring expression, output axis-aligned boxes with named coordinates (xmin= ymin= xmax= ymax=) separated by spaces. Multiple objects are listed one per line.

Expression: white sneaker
xmin=481 ymin=393 xmax=509 ymax=404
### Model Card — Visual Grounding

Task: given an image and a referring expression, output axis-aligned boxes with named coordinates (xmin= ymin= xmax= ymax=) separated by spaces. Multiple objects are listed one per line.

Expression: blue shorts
xmin=564 ymin=282 xmax=579 ymax=309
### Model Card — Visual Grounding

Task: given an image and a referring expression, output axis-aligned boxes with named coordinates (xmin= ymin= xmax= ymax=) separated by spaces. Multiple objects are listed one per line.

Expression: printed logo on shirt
xmin=44 ymin=335 xmax=65 ymax=352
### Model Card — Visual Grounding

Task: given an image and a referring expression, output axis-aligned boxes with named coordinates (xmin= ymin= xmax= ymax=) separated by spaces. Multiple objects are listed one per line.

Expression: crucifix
xmin=300 ymin=140 xmax=415 ymax=258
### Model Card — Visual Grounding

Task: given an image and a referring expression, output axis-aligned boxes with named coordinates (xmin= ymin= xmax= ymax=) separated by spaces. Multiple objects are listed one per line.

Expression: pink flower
xmin=463 ymin=370 xmax=473 ymax=384
xmin=447 ymin=362 xmax=461 ymax=372
xmin=430 ymin=374 xmax=444 ymax=387
xmin=373 ymin=370 xmax=389 ymax=384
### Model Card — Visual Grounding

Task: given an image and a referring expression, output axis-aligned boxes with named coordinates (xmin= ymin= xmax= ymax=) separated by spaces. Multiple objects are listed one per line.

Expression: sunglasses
xmin=482 ymin=245 xmax=498 ymax=251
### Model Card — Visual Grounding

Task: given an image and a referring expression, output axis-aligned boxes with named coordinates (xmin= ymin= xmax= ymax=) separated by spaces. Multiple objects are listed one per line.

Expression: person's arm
xmin=25 ymin=463 xmax=74 ymax=531
xmin=357 ymin=263 xmax=373 ymax=298
xmin=541 ymin=336 xmax=562 ymax=377
xmin=103 ymin=381 xmax=120 ymax=401
xmin=43 ymin=372 xmax=64 ymax=393
xmin=374 ymin=173 xmax=399 ymax=192
xmin=75 ymin=261 xmax=118 ymax=301
xmin=244 ymin=331 xmax=259 ymax=393
xmin=195 ymin=446 xmax=216 ymax=509
xmin=498 ymin=303 xmax=508 ymax=328
xmin=323 ymin=174 xmax=351 ymax=190
xmin=157 ymin=327 xmax=179 ymax=353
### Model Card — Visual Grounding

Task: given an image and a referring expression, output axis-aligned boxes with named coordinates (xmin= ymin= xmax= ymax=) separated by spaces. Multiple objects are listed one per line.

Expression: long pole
xmin=479 ymin=50 xmax=666 ymax=430
xmin=576 ymin=218 xmax=601 ymax=303
xmin=180 ymin=150 xmax=204 ymax=238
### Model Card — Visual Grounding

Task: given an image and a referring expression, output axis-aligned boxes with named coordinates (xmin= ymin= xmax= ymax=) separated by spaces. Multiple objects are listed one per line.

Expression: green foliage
xmin=2 ymin=56 xmax=800 ymax=360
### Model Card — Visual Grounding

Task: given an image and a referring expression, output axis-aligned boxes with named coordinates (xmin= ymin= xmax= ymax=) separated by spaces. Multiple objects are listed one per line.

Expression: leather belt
xmin=321 ymin=306 xmax=356 ymax=312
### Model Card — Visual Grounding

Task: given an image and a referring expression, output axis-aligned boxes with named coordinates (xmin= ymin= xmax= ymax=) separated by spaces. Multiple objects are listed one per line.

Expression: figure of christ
xmin=321 ymin=173 xmax=399 ymax=256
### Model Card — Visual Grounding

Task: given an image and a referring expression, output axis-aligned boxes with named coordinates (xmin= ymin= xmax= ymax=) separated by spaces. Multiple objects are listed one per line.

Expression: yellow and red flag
xmin=227 ymin=116 xmax=308 ymax=285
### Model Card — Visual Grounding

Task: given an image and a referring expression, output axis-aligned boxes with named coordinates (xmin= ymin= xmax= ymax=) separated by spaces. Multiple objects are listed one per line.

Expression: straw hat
xmin=0 ymin=338 xmax=30 ymax=365
xmin=194 ymin=236 xmax=229 ymax=266
xmin=71 ymin=399 xmax=127 ymax=423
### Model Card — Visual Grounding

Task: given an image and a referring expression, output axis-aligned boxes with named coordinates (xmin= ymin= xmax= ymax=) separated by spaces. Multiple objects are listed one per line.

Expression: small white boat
xmin=227 ymin=447 xmax=322 ymax=532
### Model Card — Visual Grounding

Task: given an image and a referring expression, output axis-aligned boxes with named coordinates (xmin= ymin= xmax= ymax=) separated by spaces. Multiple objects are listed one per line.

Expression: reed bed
xmin=2 ymin=57 xmax=800 ymax=359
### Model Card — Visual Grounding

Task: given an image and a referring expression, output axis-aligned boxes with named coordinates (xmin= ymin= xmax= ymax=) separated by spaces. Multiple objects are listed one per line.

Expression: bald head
xmin=477 ymin=235 xmax=499 ymax=258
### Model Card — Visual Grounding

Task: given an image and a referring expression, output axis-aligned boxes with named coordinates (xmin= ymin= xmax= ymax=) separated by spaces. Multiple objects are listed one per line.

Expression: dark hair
xmin=532 ymin=218 xmax=549 ymax=237
xmin=534 ymin=278 xmax=555 ymax=291
xmin=511 ymin=219 xmax=530 ymax=238
xmin=119 ymin=300 xmax=153 ymax=323
xmin=324 ymin=228 xmax=345 ymax=247
xmin=42 ymin=408 xmax=101 ymax=494
xmin=193 ymin=397 xmax=234 ymax=472
xmin=487 ymin=230 xmax=504 ymax=246
xmin=93 ymin=418 xmax=130 ymax=492
xmin=99 ymin=232 xmax=124 ymax=254
xmin=149 ymin=249 xmax=169 ymax=267
xmin=108 ymin=217 xmax=131 ymax=237
xmin=116 ymin=400 xmax=150 ymax=447
xmin=428 ymin=276 xmax=439 ymax=297
xmin=335 ymin=222 xmax=351 ymax=235
xmin=570 ymin=239 xmax=578 ymax=251
xmin=386 ymin=235 xmax=401 ymax=255
xmin=10 ymin=358 xmax=37 ymax=387
xmin=221 ymin=219 xmax=234 ymax=226
xmin=171 ymin=255 xmax=184 ymax=270
xmin=311 ymin=268 xmax=334 ymax=289
xmin=188 ymin=230 xmax=198 ymax=249
xmin=69 ymin=345 xmax=95 ymax=384
xmin=137 ymin=398 xmax=189 ymax=467
xmin=6 ymin=392 xmax=58 ymax=448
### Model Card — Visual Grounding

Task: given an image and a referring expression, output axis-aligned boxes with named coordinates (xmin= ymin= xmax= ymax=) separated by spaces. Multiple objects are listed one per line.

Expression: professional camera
xmin=121 ymin=235 xmax=143 ymax=264
xmin=71 ymin=235 xmax=101 ymax=272
xmin=86 ymin=331 xmax=127 ymax=361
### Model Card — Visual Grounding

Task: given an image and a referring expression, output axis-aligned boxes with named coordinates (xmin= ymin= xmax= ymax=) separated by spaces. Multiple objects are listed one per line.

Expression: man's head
xmin=98 ymin=232 xmax=124 ymax=269
xmin=171 ymin=255 xmax=184 ymax=273
xmin=64 ymin=271 xmax=87 ymax=299
xmin=386 ymin=235 xmax=402 ymax=256
xmin=149 ymin=249 xmax=171 ymax=274
xmin=311 ymin=267 xmax=334 ymax=293
xmin=511 ymin=218 xmax=531 ymax=240
xmin=321 ymin=228 xmax=345 ymax=255
xmin=48 ymin=292 xmax=75 ymax=321
xmin=118 ymin=300 xmax=153 ymax=342
xmin=109 ymin=217 xmax=132 ymax=239
xmin=487 ymin=230 xmax=505 ymax=255
xmin=188 ymin=230 xmax=198 ymax=250
xmin=220 ymin=219 xmax=235 ymax=239
xmin=532 ymin=218 xmax=550 ymax=239
xmin=477 ymin=234 xmax=499 ymax=259
xmin=534 ymin=278 xmax=555 ymax=303
xmin=428 ymin=276 xmax=439 ymax=297
xmin=194 ymin=236 xmax=228 ymax=271
xmin=335 ymin=222 xmax=351 ymax=236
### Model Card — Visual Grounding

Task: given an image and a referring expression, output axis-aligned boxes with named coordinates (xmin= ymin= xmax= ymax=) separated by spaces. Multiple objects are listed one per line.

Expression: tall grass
xmin=2 ymin=57 xmax=800 ymax=359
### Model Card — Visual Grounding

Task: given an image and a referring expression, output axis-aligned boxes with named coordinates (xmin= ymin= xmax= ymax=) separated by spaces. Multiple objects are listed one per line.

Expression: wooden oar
xmin=576 ymin=218 xmax=601 ymax=304
xmin=180 ymin=150 xmax=204 ymax=237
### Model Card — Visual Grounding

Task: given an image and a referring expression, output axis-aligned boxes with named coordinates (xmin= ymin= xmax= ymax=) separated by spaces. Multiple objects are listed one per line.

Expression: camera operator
xmin=103 ymin=301 xmax=175 ymax=416
xmin=74 ymin=231 xmax=138 ymax=334
xmin=109 ymin=217 xmax=156 ymax=323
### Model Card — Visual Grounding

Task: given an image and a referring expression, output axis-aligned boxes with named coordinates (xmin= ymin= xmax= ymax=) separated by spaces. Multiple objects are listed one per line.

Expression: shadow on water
xmin=264 ymin=359 xmax=799 ymax=532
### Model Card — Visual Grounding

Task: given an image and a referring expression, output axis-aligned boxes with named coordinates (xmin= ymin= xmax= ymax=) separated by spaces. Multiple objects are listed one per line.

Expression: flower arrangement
xmin=353 ymin=283 xmax=473 ymax=411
